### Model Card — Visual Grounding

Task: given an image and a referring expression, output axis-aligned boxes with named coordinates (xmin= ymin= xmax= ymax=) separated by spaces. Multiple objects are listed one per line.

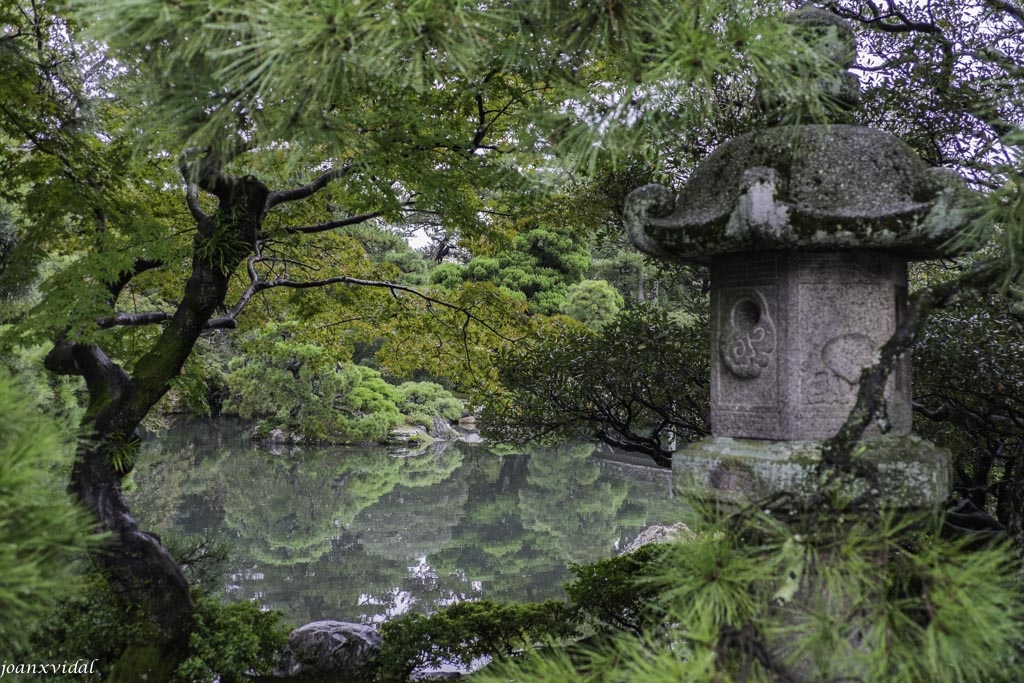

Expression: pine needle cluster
xmin=475 ymin=496 xmax=1024 ymax=683
xmin=0 ymin=369 xmax=100 ymax=654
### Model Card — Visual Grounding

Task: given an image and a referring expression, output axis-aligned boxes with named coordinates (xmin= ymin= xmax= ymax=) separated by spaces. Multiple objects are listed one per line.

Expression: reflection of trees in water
xmin=356 ymin=465 xmax=469 ymax=561
xmin=520 ymin=442 xmax=629 ymax=566
xmin=427 ymin=444 xmax=632 ymax=604
xmin=131 ymin=423 xmax=678 ymax=625
xmin=134 ymin=428 xmax=464 ymax=567
xmin=221 ymin=447 xmax=463 ymax=565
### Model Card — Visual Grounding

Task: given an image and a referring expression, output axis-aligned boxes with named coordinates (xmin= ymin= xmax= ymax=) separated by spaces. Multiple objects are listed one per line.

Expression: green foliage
xmin=27 ymin=532 xmax=285 ymax=683
xmin=436 ymin=226 xmax=592 ymax=315
xmin=0 ymin=337 xmax=85 ymax=437
xmin=161 ymin=533 xmax=233 ymax=600
xmin=377 ymin=600 xmax=575 ymax=682
xmin=395 ymin=380 xmax=464 ymax=428
xmin=223 ymin=322 xmax=467 ymax=441
xmin=474 ymin=506 xmax=1024 ymax=683
xmin=223 ymin=324 xmax=403 ymax=442
xmin=78 ymin=0 xmax=862 ymax=184
xmin=564 ymin=544 xmax=670 ymax=635
xmin=912 ymin=290 xmax=1024 ymax=537
xmin=147 ymin=334 xmax=239 ymax=424
xmin=359 ymin=229 xmax=433 ymax=285
xmin=0 ymin=368 xmax=98 ymax=653
xmin=26 ymin=571 xmax=159 ymax=682
xmin=173 ymin=598 xmax=288 ymax=683
xmin=482 ymin=305 xmax=709 ymax=466
xmin=373 ymin=279 xmax=534 ymax=398
xmin=429 ymin=263 xmax=466 ymax=290
xmin=561 ymin=279 xmax=624 ymax=330
xmin=7 ymin=2 xmax=1023 ymax=680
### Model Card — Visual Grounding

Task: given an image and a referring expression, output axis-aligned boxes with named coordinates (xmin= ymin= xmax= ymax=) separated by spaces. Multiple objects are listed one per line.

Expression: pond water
xmin=129 ymin=420 xmax=680 ymax=627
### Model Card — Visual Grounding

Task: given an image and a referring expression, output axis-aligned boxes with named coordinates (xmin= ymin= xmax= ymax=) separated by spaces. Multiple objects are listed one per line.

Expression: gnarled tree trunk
xmin=45 ymin=169 xmax=270 ymax=668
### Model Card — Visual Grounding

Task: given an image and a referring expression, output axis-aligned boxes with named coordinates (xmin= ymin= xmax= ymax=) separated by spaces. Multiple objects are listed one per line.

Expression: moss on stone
xmin=675 ymin=435 xmax=949 ymax=508
xmin=625 ymin=125 xmax=975 ymax=263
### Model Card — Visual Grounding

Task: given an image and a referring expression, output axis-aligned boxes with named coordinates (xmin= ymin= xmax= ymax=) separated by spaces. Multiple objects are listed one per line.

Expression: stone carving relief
xmin=802 ymin=333 xmax=875 ymax=404
xmin=720 ymin=290 xmax=776 ymax=379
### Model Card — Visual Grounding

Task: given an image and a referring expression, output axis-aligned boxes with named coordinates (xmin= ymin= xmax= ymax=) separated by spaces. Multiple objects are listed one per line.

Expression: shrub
xmin=223 ymin=328 xmax=407 ymax=443
xmin=560 ymin=279 xmax=624 ymax=330
xmin=564 ymin=543 xmax=670 ymax=635
xmin=377 ymin=600 xmax=575 ymax=682
xmin=224 ymin=325 xmax=466 ymax=443
xmin=27 ymin=535 xmax=287 ymax=683
xmin=173 ymin=598 xmax=288 ymax=683
xmin=395 ymin=380 xmax=464 ymax=428
xmin=25 ymin=572 xmax=157 ymax=682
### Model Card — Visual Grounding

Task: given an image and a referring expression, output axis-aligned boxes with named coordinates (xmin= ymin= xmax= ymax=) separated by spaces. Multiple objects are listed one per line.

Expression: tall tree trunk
xmin=45 ymin=171 xmax=269 ymax=668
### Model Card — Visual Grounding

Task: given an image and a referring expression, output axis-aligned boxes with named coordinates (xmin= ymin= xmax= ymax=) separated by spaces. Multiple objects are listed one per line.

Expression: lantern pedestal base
xmin=674 ymin=435 xmax=950 ymax=508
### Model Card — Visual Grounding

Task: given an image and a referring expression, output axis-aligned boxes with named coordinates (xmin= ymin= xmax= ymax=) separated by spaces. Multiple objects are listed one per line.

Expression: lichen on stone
xmin=623 ymin=125 xmax=976 ymax=262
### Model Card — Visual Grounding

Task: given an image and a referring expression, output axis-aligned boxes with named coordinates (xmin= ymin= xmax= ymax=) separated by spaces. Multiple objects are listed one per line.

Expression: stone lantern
xmin=624 ymin=9 xmax=974 ymax=507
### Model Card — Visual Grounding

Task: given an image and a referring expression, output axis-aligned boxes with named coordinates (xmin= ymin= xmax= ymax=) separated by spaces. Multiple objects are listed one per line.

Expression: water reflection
xmin=130 ymin=420 xmax=679 ymax=626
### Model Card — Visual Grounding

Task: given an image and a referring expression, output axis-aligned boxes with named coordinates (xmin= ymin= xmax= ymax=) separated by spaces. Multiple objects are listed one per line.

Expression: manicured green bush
xmin=430 ymin=226 xmax=591 ymax=315
xmin=395 ymin=380 xmax=464 ymax=428
xmin=173 ymin=598 xmax=288 ymax=683
xmin=377 ymin=600 xmax=575 ymax=682
xmin=560 ymin=279 xmax=624 ymax=330
xmin=223 ymin=324 xmax=465 ymax=443
xmin=564 ymin=543 xmax=670 ymax=635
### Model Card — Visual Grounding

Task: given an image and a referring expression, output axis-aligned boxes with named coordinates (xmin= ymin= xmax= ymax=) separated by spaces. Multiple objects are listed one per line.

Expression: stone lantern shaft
xmin=711 ymin=251 xmax=910 ymax=441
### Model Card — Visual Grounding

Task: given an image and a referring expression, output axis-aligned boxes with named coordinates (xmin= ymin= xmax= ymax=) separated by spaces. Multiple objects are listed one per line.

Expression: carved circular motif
xmin=721 ymin=291 xmax=776 ymax=379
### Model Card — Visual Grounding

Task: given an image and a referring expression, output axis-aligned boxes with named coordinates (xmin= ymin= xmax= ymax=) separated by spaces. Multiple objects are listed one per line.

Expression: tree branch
xmin=821 ymin=260 xmax=1006 ymax=476
xmin=185 ymin=183 xmax=207 ymax=222
xmin=106 ymin=258 xmax=165 ymax=305
xmin=178 ymin=148 xmax=238 ymax=199
xmin=248 ymin=274 xmax=524 ymax=342
xmin=265 ymin=163 xmax=356 ymax=210
xmin=984 ymin=0 xmax=1024 ymax=29
xmin=595 ymin=429 xmax=672 ymax=468
xmin=43 ymin=341 xmax=80 ymax=376
xmin=283 ymin=209 xmax=390 ymax=235
xmin=829 ymin=0 xmax=943 ymax=35
xmin=95 ymin=311 xmax=237 ymax=330
xmin=45 ymin=342 xmax=132 ymax=405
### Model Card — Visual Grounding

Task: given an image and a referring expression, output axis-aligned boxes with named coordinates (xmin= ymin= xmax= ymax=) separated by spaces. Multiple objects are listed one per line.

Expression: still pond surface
xmin=129 ymin=420 xmax=679 ymax=627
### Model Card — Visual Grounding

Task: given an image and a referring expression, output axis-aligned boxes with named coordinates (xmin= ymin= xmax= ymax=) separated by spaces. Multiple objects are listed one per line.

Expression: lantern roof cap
xmin=624 ymin=124 xmax=975 ymax=263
